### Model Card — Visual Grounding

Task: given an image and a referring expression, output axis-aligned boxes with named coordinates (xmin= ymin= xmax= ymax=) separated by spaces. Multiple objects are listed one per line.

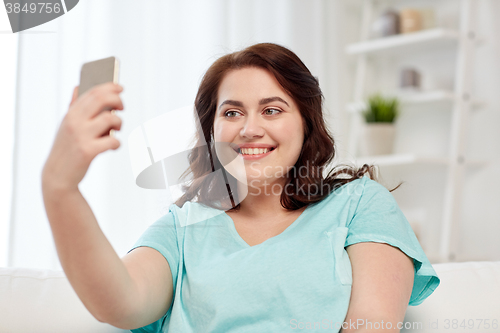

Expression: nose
xmin=240 ymin=113 xmax=265 ymax=139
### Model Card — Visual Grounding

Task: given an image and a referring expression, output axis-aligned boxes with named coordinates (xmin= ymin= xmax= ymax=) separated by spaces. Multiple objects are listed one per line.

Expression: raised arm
xmin=42 ymin=84 xmax=173 ymax=329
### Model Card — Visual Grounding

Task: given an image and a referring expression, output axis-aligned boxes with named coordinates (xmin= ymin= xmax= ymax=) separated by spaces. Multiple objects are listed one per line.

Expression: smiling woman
xmin=125 ymin=43 xmax=440 ymax=333
xmin=42 ymin=42 xmax=439 ymax=333
xmin=175 ymin=43 xmax=384 ymax=212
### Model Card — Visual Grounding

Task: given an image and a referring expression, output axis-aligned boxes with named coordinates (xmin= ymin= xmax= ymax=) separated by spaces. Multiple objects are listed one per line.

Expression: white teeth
xmin=240 ymin=148 xmax=271 ymax=155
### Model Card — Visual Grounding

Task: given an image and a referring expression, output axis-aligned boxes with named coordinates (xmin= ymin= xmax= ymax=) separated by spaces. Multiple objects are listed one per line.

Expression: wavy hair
xmin=175 ymin=43 xmax=401 ymax=211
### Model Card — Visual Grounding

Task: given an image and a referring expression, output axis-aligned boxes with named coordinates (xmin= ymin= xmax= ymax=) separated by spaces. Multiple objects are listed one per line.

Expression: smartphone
xmin=79 ymin=56 xmax=120 ymax=136
xmin=79 ymin=56 xmax=119 ymax=96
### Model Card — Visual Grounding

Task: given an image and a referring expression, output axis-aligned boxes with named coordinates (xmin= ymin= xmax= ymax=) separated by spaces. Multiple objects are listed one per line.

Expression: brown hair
xmin=175 ymin=43 xmax=400 ymax=210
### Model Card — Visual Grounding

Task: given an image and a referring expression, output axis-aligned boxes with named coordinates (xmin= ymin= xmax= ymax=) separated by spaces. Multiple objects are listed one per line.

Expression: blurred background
xmin=0 ymin=0 xmax=498 ymax=270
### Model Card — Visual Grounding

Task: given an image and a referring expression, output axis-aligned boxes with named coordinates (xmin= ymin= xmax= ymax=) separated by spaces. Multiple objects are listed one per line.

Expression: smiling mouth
xmin=232 ymin=146 xmax=277 ymax=156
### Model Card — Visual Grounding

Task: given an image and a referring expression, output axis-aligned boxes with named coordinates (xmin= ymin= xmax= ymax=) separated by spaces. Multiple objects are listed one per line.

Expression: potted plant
xmin=359 ymin=94 xmax=400 ymax=156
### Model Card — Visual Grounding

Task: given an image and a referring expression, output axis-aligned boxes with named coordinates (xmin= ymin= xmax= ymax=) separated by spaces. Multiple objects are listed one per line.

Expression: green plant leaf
xmin=362 ymin=93 xmax=400 ymax=123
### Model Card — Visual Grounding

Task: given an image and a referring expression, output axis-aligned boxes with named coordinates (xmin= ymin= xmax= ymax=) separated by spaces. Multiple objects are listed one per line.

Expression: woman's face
xmin=213 ymin=67 xmax=304 ymax=191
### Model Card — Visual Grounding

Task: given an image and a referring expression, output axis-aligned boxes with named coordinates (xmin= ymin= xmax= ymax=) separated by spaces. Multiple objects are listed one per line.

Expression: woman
xmin=42 ymin=43 xmax=439 ymax=332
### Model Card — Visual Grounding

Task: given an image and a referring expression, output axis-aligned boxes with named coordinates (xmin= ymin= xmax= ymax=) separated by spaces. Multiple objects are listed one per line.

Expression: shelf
xmin=347 ymin=90 xmax=457 ymax=113
xmin=346 ymin=28 xmax=460 ymax=55
xmin=398 ymin=90 xmax=456 ymax=104
xmin=341 ymin=153 xmax=449 ymax=167
xmin=347 ymin=90 xmax=486 ymax=113
xmin=339 ymin=154 xmax=490 ymax=168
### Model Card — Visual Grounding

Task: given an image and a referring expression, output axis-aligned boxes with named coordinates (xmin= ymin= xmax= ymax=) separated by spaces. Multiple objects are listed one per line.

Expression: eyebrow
xmin=259 ymin=96 xmax=289 ymax=107
xmin=218 ymin=100 xmax=244 ymax=109
xmin=218 ymin=96 xmax=289 ymax=110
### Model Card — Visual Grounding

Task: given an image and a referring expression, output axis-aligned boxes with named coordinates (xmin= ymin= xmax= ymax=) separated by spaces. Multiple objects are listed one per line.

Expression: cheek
xmin=277 ymin=120 xmax=304 ymax=148
xmin=213 ymin=120 xmax=230 ymax=142
xmin=288 ymin=123 xmax=305 ymax=161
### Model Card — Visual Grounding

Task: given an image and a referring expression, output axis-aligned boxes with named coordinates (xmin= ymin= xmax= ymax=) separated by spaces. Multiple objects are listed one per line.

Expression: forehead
xmin=217 ymin=67 xmax=293 ymax=104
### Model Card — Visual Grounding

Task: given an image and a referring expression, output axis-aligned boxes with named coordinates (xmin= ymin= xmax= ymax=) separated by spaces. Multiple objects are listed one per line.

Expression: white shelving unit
xmin=344 ymin=0 xmax=484 ymax=263
xmin=353 ymin=153 xmax=448 ymax=167
xmin=346 ymin=28 xmax=460 ymax=55
xmin=348 ymin=90 xmax=483 ymax=113
xmin=347 ymin=90 xmax=455 ymax=113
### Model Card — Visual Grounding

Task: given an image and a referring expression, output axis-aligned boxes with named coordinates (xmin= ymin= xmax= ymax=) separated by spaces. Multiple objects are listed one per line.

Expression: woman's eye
xmin=264 ymin=108 xmax=281 ymax=115
xmin=225 ymin=110 xmax=240 ymax=118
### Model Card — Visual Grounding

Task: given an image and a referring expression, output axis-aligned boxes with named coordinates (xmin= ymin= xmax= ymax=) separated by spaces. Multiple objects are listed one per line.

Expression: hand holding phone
xmin=79 ymin=56 xmax=120 ymax=136
xmin=42 ymin=57 xmax=124 ymax=191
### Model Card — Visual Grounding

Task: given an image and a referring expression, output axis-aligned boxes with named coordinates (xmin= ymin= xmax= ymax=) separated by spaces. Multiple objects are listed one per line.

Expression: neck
xmin=231 ymin=178 xmax=291 ymax=217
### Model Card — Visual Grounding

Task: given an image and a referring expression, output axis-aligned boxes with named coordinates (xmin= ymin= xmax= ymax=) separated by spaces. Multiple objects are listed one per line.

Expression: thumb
xmin=70 ymin=86 xmax=79 ymax=106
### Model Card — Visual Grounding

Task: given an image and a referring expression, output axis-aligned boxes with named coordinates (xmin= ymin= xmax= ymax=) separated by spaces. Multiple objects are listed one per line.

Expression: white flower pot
xmin=359 ymin=123 xmax=396 ymax=156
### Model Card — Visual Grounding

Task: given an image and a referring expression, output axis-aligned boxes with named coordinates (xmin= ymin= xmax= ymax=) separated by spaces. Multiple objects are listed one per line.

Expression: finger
xmin=78 ymin=83 xmax=124 ymax=118
xmin=90 ymin=135 xmax=121 ymax=156
xmin=89 ymin=111 xmax=122 ymax=137
xmin=69 ymin=86 xmax=79 ymax=106
xmin=81 ymin=91 xmax=124 ymax=119
xmin=109 ymin=110 xmax=117 ymax=137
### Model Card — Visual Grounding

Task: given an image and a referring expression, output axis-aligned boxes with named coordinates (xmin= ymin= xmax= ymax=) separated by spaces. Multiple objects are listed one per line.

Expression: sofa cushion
xmin=0 ymin=267 xmax=127 ymax=333
xmin=2 ymin=262 xmax=499 ymax=332
xmin=403 ymin=261 xmax=500 ymax=332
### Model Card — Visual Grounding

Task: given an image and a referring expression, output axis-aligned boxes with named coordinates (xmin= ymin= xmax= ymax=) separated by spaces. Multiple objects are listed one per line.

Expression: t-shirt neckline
xmin=222 ymin=204 xmax=312 ymax=248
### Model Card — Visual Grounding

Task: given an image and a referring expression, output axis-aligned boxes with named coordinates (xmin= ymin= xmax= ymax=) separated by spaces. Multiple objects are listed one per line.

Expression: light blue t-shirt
xmin=130 ymin=176 xmax=440 ymax=332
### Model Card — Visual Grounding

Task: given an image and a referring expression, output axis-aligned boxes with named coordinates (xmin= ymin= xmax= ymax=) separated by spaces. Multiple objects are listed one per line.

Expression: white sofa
xmin=1 ymin=261 xmax=499 ymax=333
xmin=403 ymin=261 xmax=500 ymax=333
xmin=0 ymin=268 xmax=128 ymax=333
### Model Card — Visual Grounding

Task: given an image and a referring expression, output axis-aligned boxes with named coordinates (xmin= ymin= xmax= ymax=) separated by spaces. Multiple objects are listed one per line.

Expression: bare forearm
xmin=341 ymin=318 xmax=403 ymax=332
xmin=42 ymin=184 xmax=137 ymax=325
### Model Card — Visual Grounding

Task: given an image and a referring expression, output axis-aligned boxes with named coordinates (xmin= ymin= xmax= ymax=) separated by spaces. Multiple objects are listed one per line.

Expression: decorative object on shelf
xmin=359 ymin=94 xmax=400 ymax=156
xmin=362 ymin=94 xmax=399 ymax=123
xmin=400 ymin=68 xmax=422 ymax=91
xmin=371 ymin=9 xmax=400 ymax=38
xmin=400 ymin=8 xmax=423 ymax=34
xmin=419 ymin=8 xmax=436 ymax=30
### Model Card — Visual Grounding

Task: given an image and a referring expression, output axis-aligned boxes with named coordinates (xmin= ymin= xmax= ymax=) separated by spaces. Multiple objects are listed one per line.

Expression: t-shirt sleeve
xmin=345 ymin=177 xmax=440 ymax=306
xmin=128 ymin=209 xmax=180 ymax=333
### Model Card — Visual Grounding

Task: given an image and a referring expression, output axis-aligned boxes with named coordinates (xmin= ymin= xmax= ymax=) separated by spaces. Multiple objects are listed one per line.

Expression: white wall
xmin=0 ymin=7 xmax=18 ymax=267
xmin=457 ymin=0 xmax=500 ymax=261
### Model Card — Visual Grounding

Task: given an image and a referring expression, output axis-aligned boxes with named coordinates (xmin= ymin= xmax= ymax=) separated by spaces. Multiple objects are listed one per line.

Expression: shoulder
xmin=312 ymin=176 xmax=385 ymax=210
xmin=300 ymin=177 xmax=370 ymax=227
xmin=331 ymin=176 xmax=389 ymax=198
xmin=304 ymin=176 xmax=396 ymax=228
xmin=329 ymin=176 xmax=397 ymax=212
xmin=168 ymin=201 xmax=226 ymax=227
